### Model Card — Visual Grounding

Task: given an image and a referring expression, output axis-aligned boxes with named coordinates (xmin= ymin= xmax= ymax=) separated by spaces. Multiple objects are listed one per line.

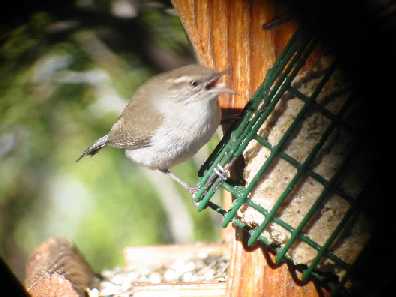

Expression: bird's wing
xmin=107 ymin=96 xmax=164 ymax=150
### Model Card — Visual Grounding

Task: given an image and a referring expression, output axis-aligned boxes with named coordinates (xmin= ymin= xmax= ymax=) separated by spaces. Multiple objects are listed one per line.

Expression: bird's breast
xmin=153 ymin=100 xmax=220 ymax=166
xmin=158 ymin=100 xmax=220 ymax=145
xmin=125 ymin=99 xmax=221 ymax=169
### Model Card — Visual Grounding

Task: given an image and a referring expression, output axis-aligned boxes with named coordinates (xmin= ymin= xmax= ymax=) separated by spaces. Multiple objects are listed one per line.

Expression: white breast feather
xmin=125 ymin=98 xmax=220 ymax=169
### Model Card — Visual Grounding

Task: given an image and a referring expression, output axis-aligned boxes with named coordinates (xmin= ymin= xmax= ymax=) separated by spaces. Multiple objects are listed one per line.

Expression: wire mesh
xmin=194 ymin=29 xmax=367 ymax=292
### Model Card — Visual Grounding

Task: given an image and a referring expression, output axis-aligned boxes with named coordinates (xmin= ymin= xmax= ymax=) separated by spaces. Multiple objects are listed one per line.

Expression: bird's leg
xmin=159 ymin=169 xmax=198 ymax=195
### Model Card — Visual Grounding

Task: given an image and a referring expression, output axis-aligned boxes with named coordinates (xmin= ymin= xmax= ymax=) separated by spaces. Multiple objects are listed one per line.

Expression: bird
xmin=77 ymin=64 xmax=233 ymax=193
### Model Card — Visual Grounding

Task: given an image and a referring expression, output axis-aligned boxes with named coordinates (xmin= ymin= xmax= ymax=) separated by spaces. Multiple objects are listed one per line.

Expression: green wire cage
xmin=194 ymin=29 xmax=369 ymax=293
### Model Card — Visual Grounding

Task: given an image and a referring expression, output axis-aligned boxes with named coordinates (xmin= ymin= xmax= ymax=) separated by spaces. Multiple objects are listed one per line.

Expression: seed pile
xmin=87 ymin=252 xmax=228 ymax=297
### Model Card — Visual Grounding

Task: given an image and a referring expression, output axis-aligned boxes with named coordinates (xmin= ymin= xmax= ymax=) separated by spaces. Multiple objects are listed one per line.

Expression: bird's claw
xmin=188 ymin=186 xmax=198 ymax=196
xmin=214 ymin=164 xmax=229 ymax=181
xmin=190 ymin=165 xmax=229 ymax=208
xmin=189 ymin=187 xmax=201 ymax=208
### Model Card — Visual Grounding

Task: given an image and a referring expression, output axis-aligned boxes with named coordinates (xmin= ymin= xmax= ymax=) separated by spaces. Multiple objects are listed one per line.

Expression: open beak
xmin=205 ymin=70 xmax=235 ymax=95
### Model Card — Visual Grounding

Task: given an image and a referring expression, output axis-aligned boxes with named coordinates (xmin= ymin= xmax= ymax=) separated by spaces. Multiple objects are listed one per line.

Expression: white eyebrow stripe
xmin=172 ymin=76 xmax=192 ymax=83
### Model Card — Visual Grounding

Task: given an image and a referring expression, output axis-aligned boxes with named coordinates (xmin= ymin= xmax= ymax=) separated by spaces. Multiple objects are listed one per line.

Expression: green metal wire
xmin=194 ymin=29 xmax=365 ymax=293
xmin=196 ymin=32 xmax=315 ymax=210
xmin=246 ymin=62 xmax=338 ymax=247
xmin=274 ymin=97 xmax=355 ymax=265
xmin=194 ymin=30 xmax=310 ymax=204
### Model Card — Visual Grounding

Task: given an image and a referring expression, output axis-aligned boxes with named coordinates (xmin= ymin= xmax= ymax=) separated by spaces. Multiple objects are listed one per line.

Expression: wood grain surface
xmin=25 ymin=237 xmax=95 ymax=297
xmin=171 ymin=1 xmax=329 ymax=297
xmin=172 ymin=0 xmax=277 ymax=110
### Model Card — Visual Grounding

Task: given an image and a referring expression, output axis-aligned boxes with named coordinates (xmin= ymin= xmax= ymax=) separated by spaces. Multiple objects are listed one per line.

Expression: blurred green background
xmin=0 ymin=0 xmax=221 ymax=280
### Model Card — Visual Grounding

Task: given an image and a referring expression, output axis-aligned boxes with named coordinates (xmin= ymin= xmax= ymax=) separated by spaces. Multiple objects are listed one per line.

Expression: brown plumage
xmin=107 ymin=86 xmax=164 ymax=150
xmin=77 ymin=64 xmax=233 ymax=193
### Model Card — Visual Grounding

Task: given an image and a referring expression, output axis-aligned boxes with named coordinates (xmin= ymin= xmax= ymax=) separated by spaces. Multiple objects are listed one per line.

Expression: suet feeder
xmin=172 ymin=1 xmax=371 ymax=296
xmin=194 ymin=28 xmax=368 ymax=292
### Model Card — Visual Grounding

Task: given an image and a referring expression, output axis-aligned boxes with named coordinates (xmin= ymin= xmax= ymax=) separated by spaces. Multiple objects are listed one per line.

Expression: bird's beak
xmin=211 ymin=83 xmax=235 ymax=94
xmin=206 ymin=69 xmax=235 ymax=94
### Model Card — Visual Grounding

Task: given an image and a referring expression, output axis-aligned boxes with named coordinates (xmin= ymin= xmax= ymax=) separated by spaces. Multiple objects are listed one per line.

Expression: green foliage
xmin=0 ymin=2 xmax=219 ymax=279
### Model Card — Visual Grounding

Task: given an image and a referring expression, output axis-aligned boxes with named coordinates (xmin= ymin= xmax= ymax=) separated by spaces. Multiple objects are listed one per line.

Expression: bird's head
xmin=155 ymin=64 xmax=233 ymax=104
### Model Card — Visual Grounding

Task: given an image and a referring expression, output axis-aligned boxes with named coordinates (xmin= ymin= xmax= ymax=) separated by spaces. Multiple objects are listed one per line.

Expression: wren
xmin=77 ymin=64 xmax=233 ymax=193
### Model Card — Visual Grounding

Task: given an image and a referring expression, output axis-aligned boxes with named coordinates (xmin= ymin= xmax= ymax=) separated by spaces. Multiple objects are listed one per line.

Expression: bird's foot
xmin=213 ymin=164 xmax=230 ymax=181
xmin=188 ymin=186 xmax=198 ymax=196
xmin=188 ymin=186 xmax=204 ymax=208
xmin=201 ymin=164 xmax=230 ymax=195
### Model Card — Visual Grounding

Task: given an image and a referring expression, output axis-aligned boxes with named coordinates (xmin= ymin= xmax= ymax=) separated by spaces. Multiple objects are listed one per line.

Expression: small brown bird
xmin=77 ymin=64 xmax=233 ymax=193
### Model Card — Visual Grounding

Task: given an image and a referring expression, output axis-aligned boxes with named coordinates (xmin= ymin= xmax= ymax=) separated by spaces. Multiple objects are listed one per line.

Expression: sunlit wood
xmin=171 ymin=1 xmax=329 ymax=297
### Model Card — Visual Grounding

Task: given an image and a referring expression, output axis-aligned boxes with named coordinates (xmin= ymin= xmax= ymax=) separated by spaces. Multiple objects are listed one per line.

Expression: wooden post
xmin=171 ymin=1 xmax=328 ymax=297
xmin=25 ymin=238 xmax=95 ymax=297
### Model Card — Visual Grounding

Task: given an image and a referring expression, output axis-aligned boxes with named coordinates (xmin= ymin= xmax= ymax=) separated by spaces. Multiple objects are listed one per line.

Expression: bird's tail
xmin=76 ymin=135 xmax=109 ymax=162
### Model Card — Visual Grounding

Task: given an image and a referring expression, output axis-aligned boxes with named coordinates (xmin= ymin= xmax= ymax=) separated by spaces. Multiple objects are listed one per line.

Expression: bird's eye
xmin=190 ymin=80 xmax=198 ymax=87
